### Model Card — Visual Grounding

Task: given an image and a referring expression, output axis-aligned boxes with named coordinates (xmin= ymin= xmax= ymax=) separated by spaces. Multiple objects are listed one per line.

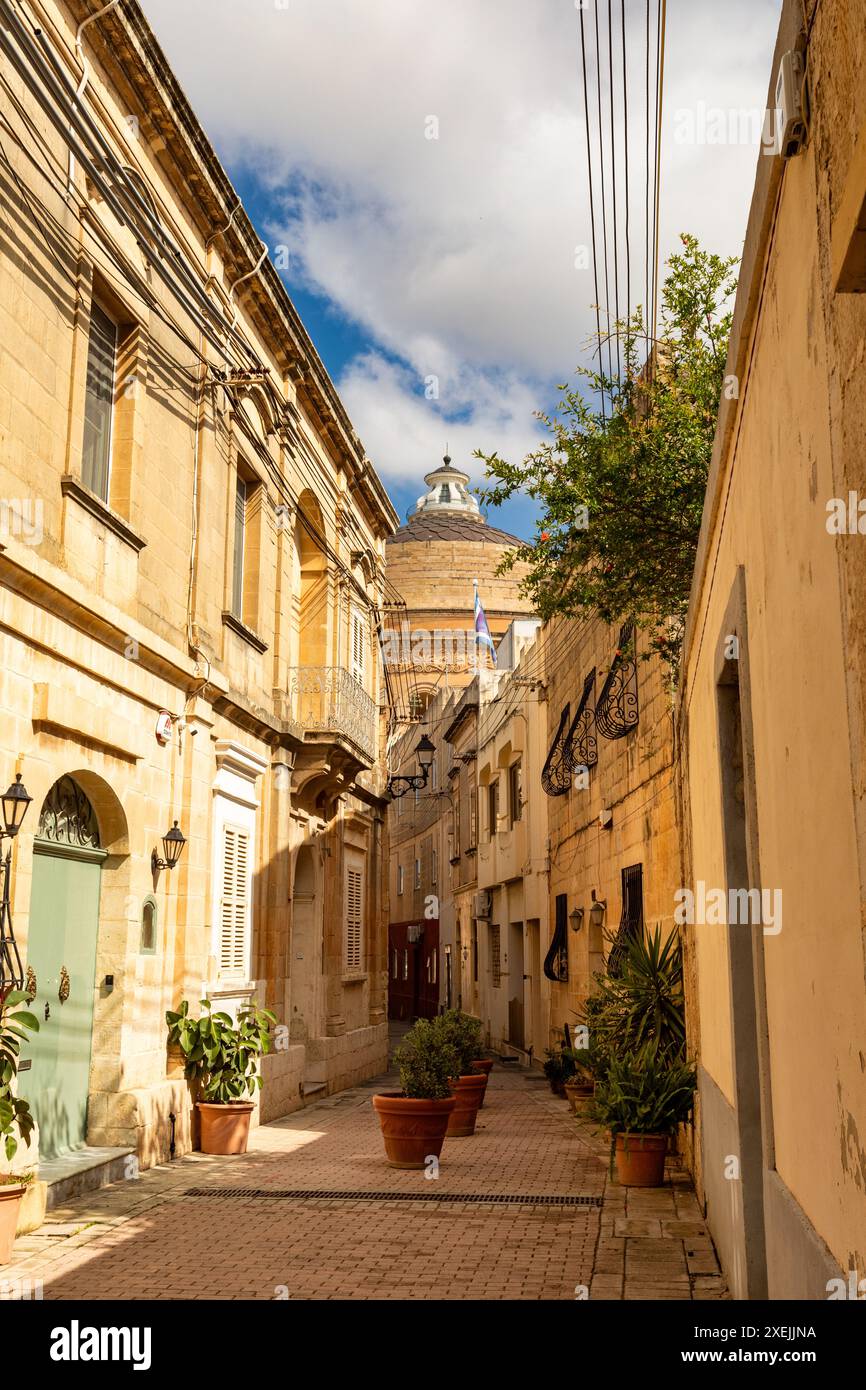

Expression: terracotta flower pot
xmin=197 ymin=1100 xmax=255 ymax=1155
xmin=563 ymin=1079 xmax=594 ymax=1113
xmin=0 ymin=1184 xmax=26 ymax=1265
xmin=372 ymin=1092 xmax=456 ymax=1168
xmin=446 ymin=1073 xmax=487 ymax=1137
xmin=614 ymin=1133 xmax=668 ymax=1186
xmin=471 ymin=1057 xmax=493 ymax=1107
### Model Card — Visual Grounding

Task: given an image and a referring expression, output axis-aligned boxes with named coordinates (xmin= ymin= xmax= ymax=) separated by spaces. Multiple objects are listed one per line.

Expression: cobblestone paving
xmin=0 ymin=1066 xmax=728 ymax=1301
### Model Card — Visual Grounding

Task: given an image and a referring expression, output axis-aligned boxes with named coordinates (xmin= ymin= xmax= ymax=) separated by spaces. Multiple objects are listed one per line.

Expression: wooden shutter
xmin=82 ymin=301 xmax=117 ymax=501
xmin=345 ymin=864 xmax=363 ymax=971
xmin=232 ymin=476 xmax=247 ymax=620
xmin=219 ymin=824 xmax=250 ymax=976
xmin=350 ymin=608 xmax=366 ymax=687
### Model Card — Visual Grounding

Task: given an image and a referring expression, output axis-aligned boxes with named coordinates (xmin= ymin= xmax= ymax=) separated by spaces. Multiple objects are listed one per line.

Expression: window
xmin=82 ymin=301 xmax=118 ymax=501
xmin=402 ymin=948 xmax=409 ymax=981
xmin=432 ymin=848 xmax=438 ymax=885
xmin=469 ymin=789 xmax=477 ymax=848
xmin=453 ymin=799 xmax=461 ymax=857
xmin=487 ymin=780 xmax=499 ymax=839
xmin=472 ymin=920 xmax=479 ymax=983
xmin=397 ymin=864 xmax=404 ymax=895
xmin=427 ymin=949 xmax=438 ymax=985
xmin=350 ymin=607 xmax=366 ymax=688
xmin=543 ymin=893 xmax=569 ymax=983
xmin=414 ymin=857 xmax=421 ymax=889
xmin=218 ymin=824 xmax=251 ymax=978
xmin=231 ymin=473 xmax=248 ymax=621
xmin=345 ymin=862 xmax=364 ymax=972
xmin=509 ymin=761 xmax=523 ymax=825
xmin=140 ymin=895 xmax=157 ymax=954
xmin=392 ymin=948 xmax=398 ymax=978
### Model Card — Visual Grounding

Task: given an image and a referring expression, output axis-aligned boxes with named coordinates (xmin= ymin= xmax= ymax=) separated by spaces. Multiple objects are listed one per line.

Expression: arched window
xmin=140 ymin=895 xmax=158 ymax=954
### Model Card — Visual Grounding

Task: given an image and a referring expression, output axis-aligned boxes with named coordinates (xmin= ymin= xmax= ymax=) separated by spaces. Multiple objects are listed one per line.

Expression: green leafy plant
xmin=436 ymin=1008 xmax=484 ymax=1077
xmin=590 ymin=1045 xmax=696 ymax=1140
xmin=166 ymin=998 xmax=276 ymax=1104
xmin=393 ymin=1017 xmax=460 ymax=1100
xmin=0 ymin=990 xmax=39 ymax=1162
xmin=476 ymin=235 xmax=738 ymax=670
xmin=578 ymin=926 xmax=685 ymax=1067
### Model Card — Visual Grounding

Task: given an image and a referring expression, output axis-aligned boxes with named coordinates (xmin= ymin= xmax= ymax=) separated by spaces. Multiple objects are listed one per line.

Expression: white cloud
xmin=140 ymin=0 xmax=782 ymax=490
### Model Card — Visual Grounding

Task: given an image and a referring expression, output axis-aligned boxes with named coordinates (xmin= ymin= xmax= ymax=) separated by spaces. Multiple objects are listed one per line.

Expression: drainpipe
xmin=69 ymin=0 xmax=123 ymax=190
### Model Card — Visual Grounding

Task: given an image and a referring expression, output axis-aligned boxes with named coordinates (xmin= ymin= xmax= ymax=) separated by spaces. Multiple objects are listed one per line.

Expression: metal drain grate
xmin=184 ymin=1187 xmax=602 ymax=1207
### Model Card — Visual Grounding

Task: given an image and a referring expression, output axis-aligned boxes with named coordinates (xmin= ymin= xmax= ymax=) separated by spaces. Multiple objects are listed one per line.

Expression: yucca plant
xmin=579 ymin=926 xmax=685 ymax=1066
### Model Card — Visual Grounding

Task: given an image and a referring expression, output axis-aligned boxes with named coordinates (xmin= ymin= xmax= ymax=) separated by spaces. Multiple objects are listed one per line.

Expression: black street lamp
xmin=152 ymin=820 xmax=187 ymax=875
xmin=387 ymin=735 xmax=436 ymax=800
xmin=0 ymin=773 xmax=32 ymax=997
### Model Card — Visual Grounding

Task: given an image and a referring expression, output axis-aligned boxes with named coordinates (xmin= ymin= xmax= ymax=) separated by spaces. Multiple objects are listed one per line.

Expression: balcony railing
xmin=284 ymin=666 xmax=378 ymax=764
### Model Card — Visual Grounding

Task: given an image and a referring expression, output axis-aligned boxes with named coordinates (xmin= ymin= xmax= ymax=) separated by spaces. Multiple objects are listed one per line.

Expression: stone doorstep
xmin=39 ymin=1146 xmax=135 ymax=1213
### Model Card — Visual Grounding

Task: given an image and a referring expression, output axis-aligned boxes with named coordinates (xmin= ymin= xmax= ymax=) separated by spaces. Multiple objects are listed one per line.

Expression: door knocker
xmin=58 ymin=966 xmax=70 ymax=1003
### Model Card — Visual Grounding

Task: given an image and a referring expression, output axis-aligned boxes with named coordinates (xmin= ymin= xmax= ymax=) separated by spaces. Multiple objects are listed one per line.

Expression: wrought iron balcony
xmin=284 ymin=666 xmax=378 ymax=765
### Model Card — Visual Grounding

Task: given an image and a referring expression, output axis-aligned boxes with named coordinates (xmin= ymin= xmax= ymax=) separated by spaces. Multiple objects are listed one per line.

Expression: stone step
xmin=39 ymin=1146 xmax=135 ymax=1210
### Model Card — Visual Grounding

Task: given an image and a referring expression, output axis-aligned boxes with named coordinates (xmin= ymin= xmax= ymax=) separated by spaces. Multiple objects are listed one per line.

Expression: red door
xmin=388 ymin=919 xmax=440 ymax=1020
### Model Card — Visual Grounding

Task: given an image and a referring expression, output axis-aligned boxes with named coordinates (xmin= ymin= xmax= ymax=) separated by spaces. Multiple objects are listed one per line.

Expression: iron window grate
xmin=184 ymin=1187 xmax=602 ymax=1207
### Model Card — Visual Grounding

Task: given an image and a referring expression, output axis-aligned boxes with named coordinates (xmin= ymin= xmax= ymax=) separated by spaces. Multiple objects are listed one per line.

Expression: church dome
xmin=388 ymin=454 xmax=521 ymax=547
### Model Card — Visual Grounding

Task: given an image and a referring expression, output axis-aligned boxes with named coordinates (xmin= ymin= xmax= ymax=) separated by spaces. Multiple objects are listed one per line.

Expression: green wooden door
xmin=23 ymin=778 xmax=106 ymax=1159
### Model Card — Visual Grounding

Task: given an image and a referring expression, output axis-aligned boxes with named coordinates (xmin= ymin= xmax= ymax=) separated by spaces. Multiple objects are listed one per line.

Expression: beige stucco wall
xmin=680 ymin=0 xmax=866 ymax=1291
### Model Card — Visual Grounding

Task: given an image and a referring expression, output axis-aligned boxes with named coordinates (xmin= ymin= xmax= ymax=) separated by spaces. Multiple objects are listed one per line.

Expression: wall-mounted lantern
xmin=569 ymin=905 xmax=584 ymax=933
xmin=0 ymin=773 xmax=32 ymax=994
xmin=151 ymin=820 xmax=187 ymax=875
xmin=588 ymin=890 xmax=606 ymax=932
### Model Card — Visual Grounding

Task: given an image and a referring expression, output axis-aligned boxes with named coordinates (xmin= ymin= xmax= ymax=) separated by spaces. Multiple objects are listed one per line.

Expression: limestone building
xmin=0 ymin=0 xmax=395 ymax=1196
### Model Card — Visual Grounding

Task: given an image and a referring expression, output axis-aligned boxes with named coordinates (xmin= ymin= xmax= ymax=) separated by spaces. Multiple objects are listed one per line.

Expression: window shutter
xmin=350 ymin=608 xmax=366 ymax=687
xmin=82 ymin=301 xmax=117 ymax=502
xmin=232 ymin=476 xmax=247 ymax=620
xmin=345 ymin=864 xmax=363 ymax=971
xmin=219 ymin=825 xmax=250 ymax=977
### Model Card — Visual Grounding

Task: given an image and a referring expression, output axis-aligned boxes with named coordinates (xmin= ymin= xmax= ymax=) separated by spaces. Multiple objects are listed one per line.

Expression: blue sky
xmin=141 ymin=0 xmax=782 ymax=542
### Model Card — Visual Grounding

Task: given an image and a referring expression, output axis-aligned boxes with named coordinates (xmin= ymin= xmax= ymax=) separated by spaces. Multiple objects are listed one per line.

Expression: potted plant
xmin=471 ymin=1051 xmax=494 ymax=1107
xmin=166 ymin=998 xmax=275 ymax=1155
xmin=590 ymin=1045 xmax=697 ymax=1186
xmin=372 ymin=1017 xmax=458 ymax=1168
xmin=0 ymin=990 xmax=39 ymax=1263
xmin=437 ymin=1009 xmax=487 ymax=1136
xmin=543 ymin=1045 xmax=574 ymax=1097
xmin=563 ymin=1048 xmax=595 ymax=1112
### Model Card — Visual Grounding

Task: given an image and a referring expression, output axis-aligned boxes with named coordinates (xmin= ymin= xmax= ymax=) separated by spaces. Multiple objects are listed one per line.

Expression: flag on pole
xmin=474 ymin=579 xmax=497 ymax=666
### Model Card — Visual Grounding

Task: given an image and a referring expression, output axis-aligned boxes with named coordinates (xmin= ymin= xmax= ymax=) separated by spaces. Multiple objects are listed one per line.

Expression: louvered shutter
xmin=350 ymin=608 xmax=366 ymax=687
xmin=219 ymin=824 xmax=250 ymax=977
xmin=345 ymin=864 xmax=363 ymax=971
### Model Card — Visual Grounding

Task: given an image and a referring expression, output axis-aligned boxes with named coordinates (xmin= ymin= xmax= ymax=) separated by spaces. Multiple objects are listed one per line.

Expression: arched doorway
xmin=24 ymin=776 xmax=107 ymax=1158
xmin=290 ymin=845 xmax=321 ymax=1041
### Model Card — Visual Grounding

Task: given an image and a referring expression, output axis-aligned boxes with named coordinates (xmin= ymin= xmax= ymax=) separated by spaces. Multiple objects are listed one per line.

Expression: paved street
xmin=2 ymin=1063 xmax=727 ymax=1301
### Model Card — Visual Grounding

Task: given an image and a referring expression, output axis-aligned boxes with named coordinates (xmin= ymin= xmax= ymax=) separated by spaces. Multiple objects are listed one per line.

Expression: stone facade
xmin=0 ymin=0 xmax=395 ymax=1175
